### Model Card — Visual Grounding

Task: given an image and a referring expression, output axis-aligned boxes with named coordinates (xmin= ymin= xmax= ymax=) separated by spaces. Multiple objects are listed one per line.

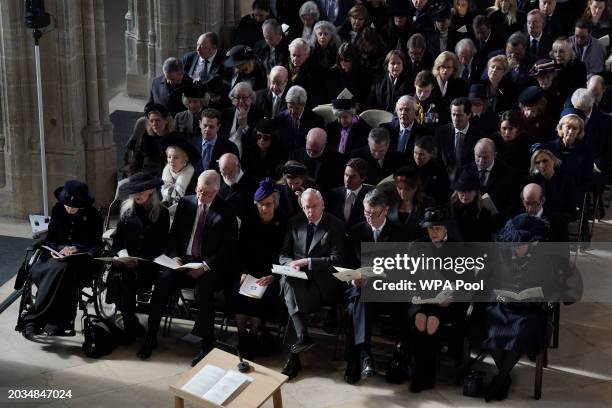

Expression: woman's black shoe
xmin=137 ymin=335 xmax=158 ymax=360
xmin=22 ymin=323 xmax=41 ymax=340
xmin=496 ymin=374 xmax=512 ymax=401
xmin=344 ymin=355 xmax=361 ymax=384
xmin=484 ymin=375 xmax=501 ymax=402
xmin=281 ymin=353 xmax=301 ymax=379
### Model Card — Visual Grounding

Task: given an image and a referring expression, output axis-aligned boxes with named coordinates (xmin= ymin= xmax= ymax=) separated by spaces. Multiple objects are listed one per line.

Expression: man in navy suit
xmin=381 ymin=95 xmax=427 ymax=162
xmin=325 ymin=158 xmax=374 ymax=228
xmin=435 ymin=97 xmax=482 ymax=180
xmin=148 ymin=57 xmax=194 ymax=117
xmin=190 ymin=108 xmax=239 ymax=175
xmin=350 ymin=127 xmax=408 ymax=185
xmin=275 ymin=85 xmax=325 ymax=154
xmin=181 ymin=32 xmax=226 ymax=83
xmin=471 ymin=15 xmax=505 ymax=58
xmin=255 ymin=66 xmax=289 ymax=118
xmin=526 ymin=10 xmax=554 ymax=60
xmin=455 ymin=38 xmax=485 ymax=86
xmin=138 ymin=171 xmax=238 ymax=365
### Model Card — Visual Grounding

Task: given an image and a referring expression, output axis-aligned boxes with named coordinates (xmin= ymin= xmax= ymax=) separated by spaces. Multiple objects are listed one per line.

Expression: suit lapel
xmin=298 ymin=219 xmax=308 ymax=255
xmin=308 ymin=215 xmax=327 ymax=254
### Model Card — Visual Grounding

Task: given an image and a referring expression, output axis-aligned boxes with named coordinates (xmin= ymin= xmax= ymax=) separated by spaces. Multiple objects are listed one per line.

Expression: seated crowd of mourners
xmin=19 ymin=0 xmax=612 ymax=402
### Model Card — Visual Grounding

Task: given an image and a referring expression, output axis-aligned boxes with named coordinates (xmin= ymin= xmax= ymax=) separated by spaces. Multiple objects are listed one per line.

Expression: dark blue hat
xmin=54 ymin=180 xmax=95 ymax=208
xmin=224 ymin=45 xmax=256 ymax=68
xmin=432 ymin=2 xmax=451 ymax=21
xmin=468 ymin=84 xmax=487 ymax=101
xmin=451 ymin=170 xmax=480 ymax=192
xmin=518 ymin=86 xmax=544 ymax=106
xmin=254 ymin=178 xmax=278 ymax=202
xmin=420 ymin=206 xmax=450 ymax=228
xmin=560 ymin=107 xmax=586 ymax=121
xmin=495 ymin=213 xmax=549 ymax=243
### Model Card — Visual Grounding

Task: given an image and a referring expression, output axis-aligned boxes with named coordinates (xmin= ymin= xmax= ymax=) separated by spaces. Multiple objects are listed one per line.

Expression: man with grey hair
xmin=290 ymin=127 xmax=343 ymax=190
xmin=254 ymin=19 xmax=289 ymax=74
xmin=288 ymin=37 xmax=328 ymax=107
xmin=455 ymin=38 xmax=483 ymax=84
xmin=505 ymin=32 xmax=535 ymax=88
xmin=404 ymin=33 xmax=434 ymax=77
xmin=381 ymin=95 xmax=427 ymax=157
xmin=255 ymin=65 xmax=289 ymax=118
xmin=275 ymin=85 xmax=324 ymax=153
xmin=218 ymin=153 xmax=258 ymax=221
xmin=526 ymin=9 xmax=553 ymax=59
xmin=279 ymin=187 xmax=346 ymax=379
xmin=182 ymin=32 xmax=225 ymax=82
xmin=343 ymin=189 xmax=403 ymax=384
xmin=219 ymin=81 xmax=264 ymax=155
xmin=148 ymin=57 xmax=194 ymax=117
xmin=139 ymin=169 xmax=238 ymax=366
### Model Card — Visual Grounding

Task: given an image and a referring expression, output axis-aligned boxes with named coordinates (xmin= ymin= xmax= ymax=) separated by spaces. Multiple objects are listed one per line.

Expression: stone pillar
xmin=125 ymin=0 xmax=240 ymax=97
xmin=0 ymin=0 xmax=115 ymax=218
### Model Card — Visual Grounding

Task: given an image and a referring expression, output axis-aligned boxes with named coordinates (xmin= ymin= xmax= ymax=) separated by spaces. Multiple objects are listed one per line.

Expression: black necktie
xmin=306 ymin=223 xmax=315 ymax=252
xmin=479 ymin=169 xmax=488 ymax=189
xmin=201 ymin=59 xmax=209 ymax=81
xmin=462 ymin=65 xmax=469 ymax=81
xmin=531 ymin=38 xmax=538 ymax=55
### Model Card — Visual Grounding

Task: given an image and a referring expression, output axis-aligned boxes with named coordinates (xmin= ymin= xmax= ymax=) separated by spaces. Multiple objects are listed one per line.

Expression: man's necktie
xmin=344 ymin=191 xmax=355 ymax=221
xmin=531 ymin=38 xmax=538 ymax=56
xmin=201 ymin=142 xmax=212 ymax=170
xmin=373 ymin=228 xmax=380 ymax=243
xmin=398 ymin=128 xmax=409 ymax=153
xmin=338 ymin=128 xmax=349 ymax=154
xmin=192 ymin=114 xmax=200 ymax=135
xmin=272 ymin=94 xmax=281 ymax=117
xmin=455 ymin=131 xmax=464 ymax=164
xmin=479 ymin=169 xmax=488 ymax=190
xmin=190 ymin=205 xmax=207 ymax=258
xmin=306 ymin=222 xmax=316 ymax=253
xmin=292 ymin=118 xmax=300 ymax=135
xmin=462 ymin=64 xmax=469 ymax=81
xmin=201 ymin=59 xmax=209 ymax=81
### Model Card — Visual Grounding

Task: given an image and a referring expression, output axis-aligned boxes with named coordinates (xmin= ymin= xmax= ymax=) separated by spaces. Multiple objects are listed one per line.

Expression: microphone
xmin=237 ymin=350 xmax=251 ymax=373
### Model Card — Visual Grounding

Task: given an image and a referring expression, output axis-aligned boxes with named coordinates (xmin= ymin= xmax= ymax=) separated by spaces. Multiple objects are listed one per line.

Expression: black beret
xmin=183 ymin=86 xmax=206 ymax=99
xmin=468 ymin=84 xmax=487 ymax=101
xmin=256 ymin=118 xmax=277 ymax=134
xmin=518 ymin=86 xmax=544 ymax=106
xmin=144 ymin=103 xmax=169 ymax=117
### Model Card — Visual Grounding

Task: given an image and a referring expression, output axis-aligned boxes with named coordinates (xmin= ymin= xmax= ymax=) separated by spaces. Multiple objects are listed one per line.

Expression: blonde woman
xmin=551 ymin=38 xmax=588 ymax=101
xmin=160 ymin=137 xmax=198 ymax=207
xmin=486 ymin=0 xmax=525 ymax=39
xmin=484 ymin=55 xmax=518 ymax=114
xmin=432 ymin=51 xmax=468 ymax=106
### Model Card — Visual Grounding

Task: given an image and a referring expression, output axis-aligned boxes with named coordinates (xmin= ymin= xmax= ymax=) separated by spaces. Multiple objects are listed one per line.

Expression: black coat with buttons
xmin=44 ymin=202 xmax=103 ymax=253
xmin=111 ymin=204 xmax=170 ymax=260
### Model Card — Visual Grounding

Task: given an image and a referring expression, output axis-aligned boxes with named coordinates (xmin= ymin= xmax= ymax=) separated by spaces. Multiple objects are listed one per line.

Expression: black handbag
xmin=81 ymin=314 xmax=123 ymax=358
xmin=463 ymin=370 xmax=485 ymax=397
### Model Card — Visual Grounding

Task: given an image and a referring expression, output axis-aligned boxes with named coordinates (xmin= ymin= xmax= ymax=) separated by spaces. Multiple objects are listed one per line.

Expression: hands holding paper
xmin=52 ymin=246 xmax=78 ymax=258
xmin=289 ymin=258 xmax=308 ymax=270
xmin=255 ymin=275 xmax=275 ymax=286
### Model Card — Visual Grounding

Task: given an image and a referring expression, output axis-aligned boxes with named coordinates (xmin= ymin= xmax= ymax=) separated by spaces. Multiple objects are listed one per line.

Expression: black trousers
xmin=146 ymin=268 xmax=217 ymax=344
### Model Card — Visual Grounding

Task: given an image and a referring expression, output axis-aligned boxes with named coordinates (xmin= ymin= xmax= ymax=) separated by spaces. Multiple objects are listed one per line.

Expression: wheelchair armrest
xmin=26 ymin=239 xmax=44 ymax=252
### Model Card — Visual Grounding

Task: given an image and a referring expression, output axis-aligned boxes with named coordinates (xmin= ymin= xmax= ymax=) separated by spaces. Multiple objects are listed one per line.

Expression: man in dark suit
xmin=404 ymin=33 xmax=435 ymax=78
xmin=426 ymin=4 xmax=462 ymax=57
xmin=148 ymin=57 xmax=194 ymax=117
xmin=381 ymin=95 xmax=428 ymax=162
xmin=276 ymin=85 xmax=325 ymax=153
xmin=350 ymin=127 xmax=408 ymax=185
xmin=521 ymin=182 xmax=568 ymax=241
xmin=181 ymin=32 xmax=226 ymax=83
xmin=325 ymin=158 xmax=374 ymax=228
xmin=435 ymin=97 xmax=482 ymax=181
xmin=471 ymin=15 xmax=505 ymax=57
xmin=540 ymin=0 xmax=570 ymax=37
xmin=287 ymin=38 xmax=330 ymax=108
xmin=459 ymin=138 xmax=520 ymax=218
xmin=138 ymin=171 xmax=238 ymax=365
xmin=255 ymin=66 xmax=289 ymax=118
xmin=505 ymin=32 xmax=537 ymax=88
xmin=218 ymin=153 xmax=259 ymax=222
xmin=253 ymin=19 xmax=290 ymax=74
xmin=219 ymin=82 xmax=265 ymax=157
xmin=190 ymin=108 xmax=239 ymax=175
xmin=279 ymin=188 xmax=346 ymax=379
xmin=290 ymin=127 xmax=344 ymax=191
xmin=455 ymin=38 xmax=485 ymax=86
xmin=343 ymin=189 xmax=404 ymax=384
xmin=526 ymin=10 xmax=554 ymax=60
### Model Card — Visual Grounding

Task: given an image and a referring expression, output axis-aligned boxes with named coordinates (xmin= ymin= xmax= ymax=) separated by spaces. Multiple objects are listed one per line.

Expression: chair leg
xmin=534 ymin=350 xmax=544 ymax=400
xmin=552 ymin=303 xmax=560 ymax=349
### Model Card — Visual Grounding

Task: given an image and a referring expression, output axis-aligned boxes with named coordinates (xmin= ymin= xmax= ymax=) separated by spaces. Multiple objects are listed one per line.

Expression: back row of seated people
xmin=22 ymin=0 xmax=612 ymax=403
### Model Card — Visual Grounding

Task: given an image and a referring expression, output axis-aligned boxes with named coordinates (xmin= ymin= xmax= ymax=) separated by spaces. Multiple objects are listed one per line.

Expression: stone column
xmin=0 ymin=0 xmax=115 ymax=218
xmin=125 ymin=0 xmax=240 ymax=97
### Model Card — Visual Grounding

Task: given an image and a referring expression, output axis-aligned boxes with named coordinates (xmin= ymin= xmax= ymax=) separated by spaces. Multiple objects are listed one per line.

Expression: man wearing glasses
xmin=219 ymin=81 xmax=264 ymax=157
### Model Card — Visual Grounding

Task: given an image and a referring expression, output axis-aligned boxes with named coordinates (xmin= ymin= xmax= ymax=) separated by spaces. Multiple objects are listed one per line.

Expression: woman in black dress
xmin=231 ymin=179 xmax=287 ymax=358
xmin=310 ymin=20 xmax=341 ymax=70
xmin=413 ymin=135 xmax=451 ymax=205
xmin=492 ymin=110 xmax=531 ymax=177
xmin=277 ymin=161 xmax=315 ymax=218
xmin=111 ymin=173 xmax=170 ymax=344
xmin=21 ymin=181 xmax=103 ymax=338
xmin=482 ymin=214 xmax=551 ymax=402
xmin=449 ymin=170 xmax=494 ymax=242
xmin=368 ymin=49 xmax=414 ymax=112
xmin=330 ymin=43 xmax=371 ymax=111
xmin=482 ymin=55 xmax=518 ymax=115
xmin=432 ymin=51 xmax=469 ymax=110
xmin=242 ymin=118 xmax=287 ymax=181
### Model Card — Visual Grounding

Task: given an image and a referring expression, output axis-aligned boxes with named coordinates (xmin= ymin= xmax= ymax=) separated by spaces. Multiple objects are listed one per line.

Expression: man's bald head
xmin=521 ymin=183 xmax=545 ymax=216
xmin=219 ymin=153 xmax=241 ymax=184
xmin=587 ymin=75 xmax=605 ymax=104
xmin=269 ymin=65 xmax=289 ymax=95
xmin=474 ymin=138 xmax=496 ymax=171
xmin=306 ymin=128 xmax=327 ymax=158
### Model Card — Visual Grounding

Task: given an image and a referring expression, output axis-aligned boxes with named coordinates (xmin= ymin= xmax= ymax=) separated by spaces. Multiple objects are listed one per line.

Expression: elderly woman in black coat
xmin=231 ymin=179 xmax=287 ymax=359
xmin=481 ymin=214 xmax=551 ymax=402
xmin=449 ymin=170 xmax=494 ymax=242
xmin=21 ymin=181 xmax=103 ymax=338
xmin=111 ymin=173 xmax=170 ymax=343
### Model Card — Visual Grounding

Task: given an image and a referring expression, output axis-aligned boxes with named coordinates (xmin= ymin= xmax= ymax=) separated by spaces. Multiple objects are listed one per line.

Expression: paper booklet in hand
xmin=42 ymin=245 xmax=87 ymax=261
xmin=153 ymin=254 xmax=207 ymax=271
xmin=181 ymin=364 xmax=253 ymax=406
xmin=333 ymin=266 xmax=383 ymax=282
xmin=95 ymin=249 xmax=148 ymax=263
xmin=494 ymin=287 xmax=544 ymax=301
xmin=412 ymin=289 xmax=454 ymax=304
xmin=238 ymin=274 xmax=268 ymax=299
xmin=480 ymin=193 xmax=499 ymax=215
xmin=271 ymin=264 xmax=308 ymax=280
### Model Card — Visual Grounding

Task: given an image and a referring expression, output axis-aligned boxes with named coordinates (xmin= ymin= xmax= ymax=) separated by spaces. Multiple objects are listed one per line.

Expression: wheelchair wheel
xmin=94 ymin=264 xmax=117 ymax=320
xmin=15 ymin=277 xmax=38 ymax=332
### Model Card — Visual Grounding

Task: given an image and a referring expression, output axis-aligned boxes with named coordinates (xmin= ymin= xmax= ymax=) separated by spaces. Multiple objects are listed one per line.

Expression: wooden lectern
xmin=169 ymin=348 xmax=288 ymax=408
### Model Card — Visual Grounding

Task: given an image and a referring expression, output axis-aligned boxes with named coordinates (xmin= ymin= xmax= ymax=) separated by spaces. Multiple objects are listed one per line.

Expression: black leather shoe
xmin=281 ymin=354 xmax=301 ymax=379
xmin=496 ymin=374 xmax=512 ymax=401
xmin=290 ymin=336 xmax=315 ymax=354
xmin=22 ymin=323 xmax=41 ymax=340
xmin=361 ymin=352 xmax=375 ymax=378
xmin=344 ymin=357 xmax=361 ymax=384
xmin=137 ymin=335 xmax=158 ymax=360
xmin=191 ymin=342 xmax=214 ymax=367
xmin=484 ymin=375 xmax=501 ymax=403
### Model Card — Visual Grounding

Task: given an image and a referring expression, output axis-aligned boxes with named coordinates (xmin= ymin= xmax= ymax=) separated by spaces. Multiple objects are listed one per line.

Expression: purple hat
xmin=254 ymin=178 xmax=278 ymax=202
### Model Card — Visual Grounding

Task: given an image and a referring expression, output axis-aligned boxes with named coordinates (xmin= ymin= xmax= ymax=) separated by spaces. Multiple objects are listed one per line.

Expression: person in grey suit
xmin=570 ymin=18 xmax=608 ymax=78
xmin=148 ymin=57 xmax=194 ymax=117
xmin=279 ymin=188 xmax=346 ymax=379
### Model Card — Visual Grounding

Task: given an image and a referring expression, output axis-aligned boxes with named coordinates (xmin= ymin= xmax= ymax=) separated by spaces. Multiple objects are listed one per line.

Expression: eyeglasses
xmin=257 ymin=134 xmax=272 ymax=141
xmin=364 ymin=209 xmax=384 ymax=218
xmin=233 ymin=95 xmax=251 ymax=101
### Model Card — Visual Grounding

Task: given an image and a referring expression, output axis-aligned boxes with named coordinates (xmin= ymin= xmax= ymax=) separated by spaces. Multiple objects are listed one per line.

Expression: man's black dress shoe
xmin=290 ymin=336 xmax=315 ymax=354
xmin=281 ymin=353 xmax=301 ymax=379
xmin=361 ymin=352 xmax=375 ymax=378
xmin=190 ymin=342 xmax=214 ymax=367
xmin=137 ymin=334 xmax=158 ymax=360
xmin=344 ymin=357 xmax=361 ymax=384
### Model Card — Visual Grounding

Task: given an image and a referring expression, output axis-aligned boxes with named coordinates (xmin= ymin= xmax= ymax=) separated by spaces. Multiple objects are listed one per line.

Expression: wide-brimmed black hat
xmin=160 ymin=136 xmax=200 ymax=164
xmin=54 ymin=180 xmax=95 ymax=208
xmin=224 ymin=45 xmax=256 ymax=68
xmin=183 ymin=85 xmax=206 ymax=99
xmin=450 ymin=170 xmax=480 ymax=192
xmin=256 ymin=118 xmax=277 ymax=134
xmin=119 ymin=173 xmax=163 ymax=197
xmin=390 ymin=7 xmax=411 ymax=16
xmin=518 ymin=86 xmax=544 ymax=106
xmin=282 ymin=162 xmax=308 ymax=176
xmin=144 ymin=103 xmax=169 ymax=118
xmin=202 ymin=75 xmax=226 ymax=95
xmin=495 ymin=213 xmax=549 ymax=243
xmin=420 ymin=206 xmax=450 ymax=228
xmin=432 ymin=2 xmax=451 ymax=21
xmin=468 ymin=84 xmax=487 ymax=101
xmin=528 ymin=59 xmax=559 ymax=77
